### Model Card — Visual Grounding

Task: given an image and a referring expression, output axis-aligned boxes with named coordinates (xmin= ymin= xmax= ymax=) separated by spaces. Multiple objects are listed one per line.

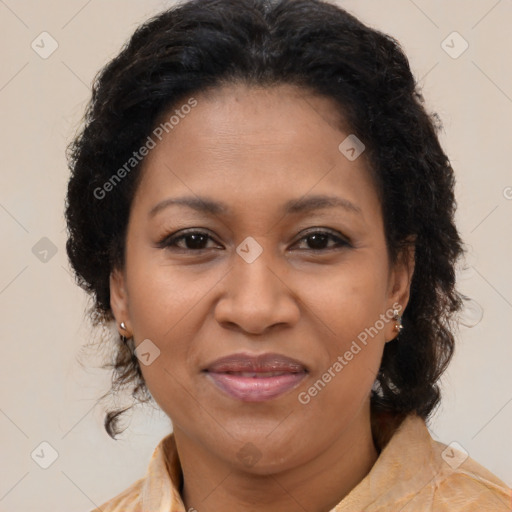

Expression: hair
xmin=65 ymin=0 xmax=466 ymax=439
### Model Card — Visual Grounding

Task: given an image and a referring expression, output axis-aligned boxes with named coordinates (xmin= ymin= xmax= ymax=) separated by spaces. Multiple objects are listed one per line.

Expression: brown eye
xmin=157 ymin=230 xmax=222 ymax=251
xmin=293 ymin=230 xmax=351 ymax=251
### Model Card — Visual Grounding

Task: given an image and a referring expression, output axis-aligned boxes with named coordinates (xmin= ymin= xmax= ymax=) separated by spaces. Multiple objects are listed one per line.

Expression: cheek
xmin=125 ymin=250 xmax=209 ymax=339
xmin=305 ymin=254 xmax=389 ymax=337
xmin=300 ymin=318 xmax=385 ymax=423
xmin=123 ymin=252 xmax=224 ymax=394
xmin=126 ymin=272 xmax=201 ymax=419
xmin=299 ymin=255 xmax=389 ymax=407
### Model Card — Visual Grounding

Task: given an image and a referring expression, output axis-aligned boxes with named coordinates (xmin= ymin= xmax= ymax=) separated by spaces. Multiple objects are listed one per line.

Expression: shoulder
xmin=88 ymin=477 xmax=145 ymax=512
xmin=428 ymin=439 xmax=512 ymax=511
xmin=86 ymin=432 xmax=182 ymax=512
xmin=361 ymin=413 xmax=512 ymax=512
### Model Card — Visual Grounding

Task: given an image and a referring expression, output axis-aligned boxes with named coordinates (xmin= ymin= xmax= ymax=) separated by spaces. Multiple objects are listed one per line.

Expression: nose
xmin=213 ymin=244 xmax=300 ymax=335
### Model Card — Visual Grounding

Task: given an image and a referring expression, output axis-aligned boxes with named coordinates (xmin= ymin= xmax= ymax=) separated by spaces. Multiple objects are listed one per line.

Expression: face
xmin=110 ymin=83 xmax=414 ymax=473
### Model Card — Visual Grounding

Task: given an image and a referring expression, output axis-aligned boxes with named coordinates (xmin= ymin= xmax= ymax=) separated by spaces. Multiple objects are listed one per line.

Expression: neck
xmin=172 ymin=406 xmax=379 ymax=512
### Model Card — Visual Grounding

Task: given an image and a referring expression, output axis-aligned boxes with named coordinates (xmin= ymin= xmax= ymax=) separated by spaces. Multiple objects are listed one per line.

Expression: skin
xmin=110 ymin=83 xmax=415 ymax=512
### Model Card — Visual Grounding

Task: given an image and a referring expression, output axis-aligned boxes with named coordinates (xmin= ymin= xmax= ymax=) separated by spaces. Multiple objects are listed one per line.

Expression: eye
xmin=156 ymin=228 xmax=351 ymax=253
xmin=292 ymin=229 xmax=351 ymax=251
xmin=156 ymin=229 xmax=222 ymax=251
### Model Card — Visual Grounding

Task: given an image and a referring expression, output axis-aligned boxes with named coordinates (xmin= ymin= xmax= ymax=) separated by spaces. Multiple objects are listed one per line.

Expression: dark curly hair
xmin=65 ymin=0 xmax=466 ymax=439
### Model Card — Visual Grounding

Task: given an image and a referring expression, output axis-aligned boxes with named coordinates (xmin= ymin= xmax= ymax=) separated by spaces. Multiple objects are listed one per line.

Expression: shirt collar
xmin=141 ymin=432 xmax=184 ymax=511
xmin=332 ymin=412 xmax=441 ymax=511
xmin=141 ymin=413 xmax=439 ymax=511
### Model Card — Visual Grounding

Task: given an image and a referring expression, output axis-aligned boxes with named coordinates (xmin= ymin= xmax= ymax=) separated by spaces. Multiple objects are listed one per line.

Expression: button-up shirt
xmin=91 ymin=413 xmax=512 ymax=511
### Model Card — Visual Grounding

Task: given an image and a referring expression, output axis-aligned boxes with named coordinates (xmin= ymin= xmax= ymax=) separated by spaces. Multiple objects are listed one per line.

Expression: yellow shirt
xmin=91 ymin=413 xmax=511 ymax=511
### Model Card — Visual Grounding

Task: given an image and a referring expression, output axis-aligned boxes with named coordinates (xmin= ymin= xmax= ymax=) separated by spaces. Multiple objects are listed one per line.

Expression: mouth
xmin=202 ymin=352 xmax=308 ymax=402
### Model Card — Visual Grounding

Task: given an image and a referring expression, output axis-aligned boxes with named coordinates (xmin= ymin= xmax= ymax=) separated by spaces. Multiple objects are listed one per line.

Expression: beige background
xmin=0 ymin=0 xmax=511 ymax=510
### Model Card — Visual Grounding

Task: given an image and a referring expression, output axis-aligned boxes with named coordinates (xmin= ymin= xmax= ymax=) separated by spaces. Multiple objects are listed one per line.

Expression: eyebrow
xmin=149 ymin=194 xmax=362 ymax=218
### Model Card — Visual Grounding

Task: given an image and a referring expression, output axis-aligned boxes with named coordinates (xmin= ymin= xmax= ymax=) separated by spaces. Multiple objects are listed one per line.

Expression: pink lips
xmin=203 ymin=352 xmax=308 ymax=402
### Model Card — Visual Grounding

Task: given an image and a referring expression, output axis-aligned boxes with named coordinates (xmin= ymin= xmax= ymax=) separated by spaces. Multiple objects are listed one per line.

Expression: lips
xmin=204 ymin=352 xmax=308 ymax=373
xmin=203 ymin=352 xmax=308 ymax=402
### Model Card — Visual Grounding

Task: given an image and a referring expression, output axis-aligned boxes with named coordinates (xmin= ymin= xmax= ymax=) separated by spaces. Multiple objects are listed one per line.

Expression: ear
xmin=386 ymin=239 xmax=416 ymax=337
xmin=110 ymin=267 xmax=132 ymax=336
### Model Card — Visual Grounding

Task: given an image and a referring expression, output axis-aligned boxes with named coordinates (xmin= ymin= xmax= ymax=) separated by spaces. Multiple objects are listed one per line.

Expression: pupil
xmin=308 ymin=233 xmax=328 ymax=249
xmin=188 ymin=234 xmax=206 ymax=249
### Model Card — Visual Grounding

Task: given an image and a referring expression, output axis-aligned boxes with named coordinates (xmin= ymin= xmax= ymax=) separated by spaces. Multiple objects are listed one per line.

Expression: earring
xmin=385 ymin=308 xmax=403 ymax=343
xmin=119 ymin=321 xmax=131 ymax=345
xmin=393 ymin=309 xmax=403 ymax=333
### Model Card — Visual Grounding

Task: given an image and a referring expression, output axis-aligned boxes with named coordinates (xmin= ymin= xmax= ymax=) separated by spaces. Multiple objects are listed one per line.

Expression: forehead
xmin=132 ymin=83 xmax=381 ymax=225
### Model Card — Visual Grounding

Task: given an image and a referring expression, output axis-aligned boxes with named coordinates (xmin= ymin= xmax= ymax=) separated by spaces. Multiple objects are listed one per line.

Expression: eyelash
xmin=156 ymin=228 xmax=351 ymax=253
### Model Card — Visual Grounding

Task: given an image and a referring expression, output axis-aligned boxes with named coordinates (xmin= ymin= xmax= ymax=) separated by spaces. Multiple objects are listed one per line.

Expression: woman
xmin=64 ymin=0 xmax=512 ymax=510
